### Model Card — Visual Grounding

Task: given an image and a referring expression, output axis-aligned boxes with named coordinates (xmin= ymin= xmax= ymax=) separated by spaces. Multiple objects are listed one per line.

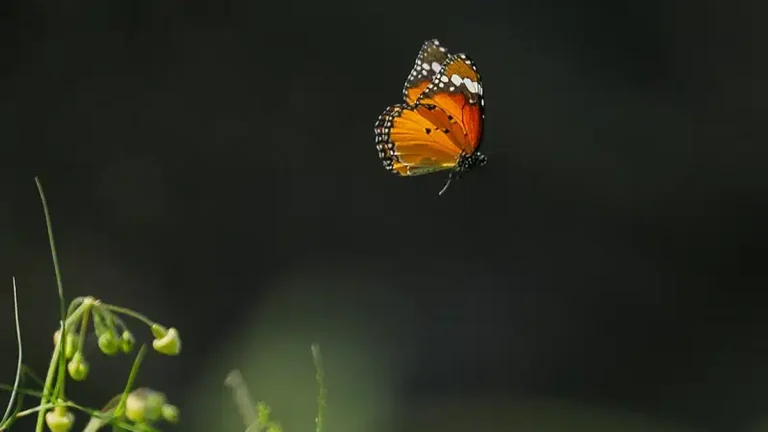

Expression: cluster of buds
xmin=45 ymin=389 xmax=180 ymax=432
xmin=51 ymin=297 xmax=181 ymax=383
xmin=44 ymin=296 xmax=182 ymax=432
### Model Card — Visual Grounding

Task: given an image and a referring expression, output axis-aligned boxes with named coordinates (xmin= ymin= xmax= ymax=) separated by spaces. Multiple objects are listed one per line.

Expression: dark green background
xmin=1 ymin=1 xmax=764 ymax=431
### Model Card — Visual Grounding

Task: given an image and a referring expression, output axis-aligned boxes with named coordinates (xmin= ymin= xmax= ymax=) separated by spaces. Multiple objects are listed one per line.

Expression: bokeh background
xmin=1 ymin=0 xmax=765 ymax=431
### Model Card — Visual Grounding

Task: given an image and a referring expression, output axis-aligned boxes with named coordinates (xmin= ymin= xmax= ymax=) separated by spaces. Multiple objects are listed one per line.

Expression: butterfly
xmin=374 ymin=39 xmax=486 ymax=195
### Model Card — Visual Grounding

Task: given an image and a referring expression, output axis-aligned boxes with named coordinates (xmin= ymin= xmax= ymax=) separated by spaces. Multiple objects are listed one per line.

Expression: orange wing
xmin=415 ymin=53 xmax=484 ymax=154
xmin=374 ymin=103 xmax=468 ymax=176
xmin=402 ymin=39 xmax=450 ymax=105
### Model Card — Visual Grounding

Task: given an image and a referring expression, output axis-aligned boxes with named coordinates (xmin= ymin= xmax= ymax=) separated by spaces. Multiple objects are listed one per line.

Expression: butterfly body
xmin=374 ymin=39 xmax=486 ymax=195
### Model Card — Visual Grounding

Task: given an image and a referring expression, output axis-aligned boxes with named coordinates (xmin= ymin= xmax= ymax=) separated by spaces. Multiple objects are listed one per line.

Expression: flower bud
xmin=267 ymin=421 xmax=284 ymax=432
xmin=53 ymin=330 xmax=77 ymax=360
xmin=67 ymin=352 xmax=89 ymax=381
xmin=45 ymin=406 xmax=74 ymax=432
xmin=161 ymin=404 xmax=180 ymax=424
xmin=98 ymin=331 xmax=120 ymax=356
xmin=151 ymin=326 xmax=181 ymax=356
xmin=120 ymin=330 xmax=135 ymax=353
xmin=125 ymin=388 xmax=167 ymax=423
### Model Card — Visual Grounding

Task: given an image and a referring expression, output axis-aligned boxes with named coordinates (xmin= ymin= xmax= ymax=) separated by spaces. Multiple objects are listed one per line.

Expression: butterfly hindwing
xmin=402 ymin=39 xmax=450 ymax=105
xmin=416 ymin=53 xmax=484 ymax=154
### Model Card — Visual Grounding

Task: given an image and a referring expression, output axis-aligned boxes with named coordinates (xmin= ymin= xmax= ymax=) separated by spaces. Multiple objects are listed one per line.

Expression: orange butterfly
xmin=374 ymin=39 xmax=486 ymax=195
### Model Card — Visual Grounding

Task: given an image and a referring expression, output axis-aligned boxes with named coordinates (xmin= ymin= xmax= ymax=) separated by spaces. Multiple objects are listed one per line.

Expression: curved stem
xmin=33 ymin=177 xmax=69 ymax=432
xmin=0 ymin=277 xmax=23 ymax=426
xmin=35 ymin=176 xmax=67 ymax=325
xmin=101 ymin=305 xmax=155 ymax=328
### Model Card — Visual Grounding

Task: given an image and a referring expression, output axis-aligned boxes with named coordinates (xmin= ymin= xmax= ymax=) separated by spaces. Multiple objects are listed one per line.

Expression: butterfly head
xmin=437 ymin=151 xmax=487 ymax=196
xmin=455 ymin=151 xmax=487 ymax=175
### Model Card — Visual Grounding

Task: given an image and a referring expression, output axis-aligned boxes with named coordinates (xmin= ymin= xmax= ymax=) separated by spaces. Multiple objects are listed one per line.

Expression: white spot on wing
xmin=450 ymin=74 xmax=463 ymax=86
xmin=463 ymin=78 xmax=479 ymax=94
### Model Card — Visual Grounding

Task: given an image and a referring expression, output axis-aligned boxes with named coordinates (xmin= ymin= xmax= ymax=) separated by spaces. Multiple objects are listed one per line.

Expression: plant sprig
xmin=226 ymin=343 xmax=329 ymax=432
xmin=0 ymin=177 xmax=182 ymax=432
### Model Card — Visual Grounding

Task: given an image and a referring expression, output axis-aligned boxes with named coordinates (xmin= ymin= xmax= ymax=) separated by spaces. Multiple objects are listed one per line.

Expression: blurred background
xmin=0 ymin=0 xmax=765 ymax=431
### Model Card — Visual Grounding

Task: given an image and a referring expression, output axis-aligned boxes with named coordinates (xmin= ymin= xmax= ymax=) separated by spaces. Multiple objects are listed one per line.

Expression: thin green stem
xmin=76 ymin=306 xmax=91 ymax=355
xmin=35 ymin=176 xmax=67 ymax=324
xmin=224 ymin=369 xmax=258 ymax=430
xmin=311 ymin=343 xmax=326 ymax=432
xmin=0 ymin=371 xmax=29 ymax=430
xmin=34 ymin=176 xmax=70 ymax=432
xmin=115 ymin=344 xmax=147 ymax=417
xmin=66 ymin=297 xmax=85 ymax=321
xmin=16 ymin=402 xmax=66 ymax=418
xmin=91 ymin=307 xmax=107 ymax=335
xmin=22 ymin=365 xmax=45 ymax=389
xmin=34 ymin=323 xmax=62 ymax=432
xmin=0 ymin=384 xmax=43 ymax=399
xmin=65 ymin=302 xmax=90 ymax=329
xmin=110 ymin=313 xmax=128 ymax=332
xmin=101 ymin=304 xmax=155 ymax=327
xmin=1 ymin=278 xmax=23 ymax=426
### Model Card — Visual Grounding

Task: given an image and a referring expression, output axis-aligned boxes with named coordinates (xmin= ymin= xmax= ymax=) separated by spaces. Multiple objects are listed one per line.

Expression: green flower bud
xmin=267 ymin=421 xmax=284 ymax=432
xmin=120 ymin=330 xmax=135 ymax=353
xmin=257 ymin=401 xmax=271 ymax=426
xmin=151 ymin=326 xmax=181 ymax=356
xmin=98 ymin=331 xmax=120 ymax=356
xmin=53 ymin=330 xmax=77 ymax=360
xmin=45 ymin=406 xmax=74 ymax=432
xmin=67 ymin=352 xmax=89 ymax=381
xmin=161 ymin=404 xmax=180 ymax=424
xmin=125 ymin=388 xmax=167 ymax=423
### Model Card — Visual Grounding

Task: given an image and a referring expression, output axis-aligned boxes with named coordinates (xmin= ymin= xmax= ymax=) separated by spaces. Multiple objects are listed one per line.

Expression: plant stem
xmin=102 ymin=304 xmax=155 ymax=327
xmin=115 ymin=344 xmax=147 ymax=417
xmin=224 ymin=369 xmax=258 ymax=429
xmin=33 ymin=177 xmax=69 ymax=432
xmin=34 ymin=324 xmax=62 ymax=432
xmin=0 ymin=277 xmax=23 ymax=427
xmin=311 ymin=343 xmax=326 ymax=432
xmin=35 ymin=176 xmax=67 ymax=333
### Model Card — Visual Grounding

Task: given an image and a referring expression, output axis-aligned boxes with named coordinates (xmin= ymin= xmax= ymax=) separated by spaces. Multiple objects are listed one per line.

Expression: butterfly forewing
xmin=415 ymin=53 xmax=484 ymax=154
xmin=402 ymin=39 xmax=451 ymax=105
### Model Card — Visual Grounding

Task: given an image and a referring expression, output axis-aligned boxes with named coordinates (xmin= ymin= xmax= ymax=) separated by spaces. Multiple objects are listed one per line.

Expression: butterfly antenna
xmin=438 ymin=173 xmax=453 ymax=196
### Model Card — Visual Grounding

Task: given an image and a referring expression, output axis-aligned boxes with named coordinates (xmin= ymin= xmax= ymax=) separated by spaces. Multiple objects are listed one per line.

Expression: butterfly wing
xmin=374 ymin=103 xmax=468 ymax=176
xmin=374 ymin=44 xmax=486 ymax=182
xmin=402 ymin=39 xmax=450 ymax=105
xmin=415 ymin=53 xmax=484 ymax=154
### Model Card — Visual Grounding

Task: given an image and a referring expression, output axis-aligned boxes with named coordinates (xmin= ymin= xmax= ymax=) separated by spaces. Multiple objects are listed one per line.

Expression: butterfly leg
xmin=437 ymin=172 xmax=454 ymax=196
